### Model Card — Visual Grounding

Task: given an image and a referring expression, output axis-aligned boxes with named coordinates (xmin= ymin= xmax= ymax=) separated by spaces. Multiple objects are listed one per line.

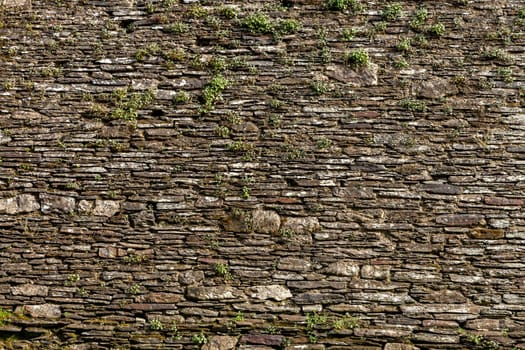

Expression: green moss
xmin=0 ymin=308 xmax=12 ymax=326
xmin=325 ymin=0 xmax=362 ymax=12
xmin=382 ymin=3 xmax=402 ymax=21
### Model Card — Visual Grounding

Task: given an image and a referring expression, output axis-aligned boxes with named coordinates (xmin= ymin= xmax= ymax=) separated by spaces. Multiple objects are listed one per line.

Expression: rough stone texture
xmin=249 ymin=285 xmax=292 ymax=301
xmin=0 ymin=0 xmax=524 ymax=349
xmin=11 ymin=284 xmax=49 ymax=297
xmin=19 ymin=305 xmax=61 ymax=319
xmin=202 ymin=336 xmax=238 ymax=350
xmin=251 ymin=208 xmax=281 ymax=234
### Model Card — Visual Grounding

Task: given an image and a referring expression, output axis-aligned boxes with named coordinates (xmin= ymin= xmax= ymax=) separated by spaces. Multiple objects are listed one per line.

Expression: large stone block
xmin=249 ymin=285 xmax=292 ymax=301
xmin=11 ymin=284 xmax=48 ymax=297
xmin=251 ymin=208 xmax=281 ymax=234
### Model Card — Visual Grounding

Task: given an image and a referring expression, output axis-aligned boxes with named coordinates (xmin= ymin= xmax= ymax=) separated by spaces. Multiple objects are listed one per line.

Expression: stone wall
xmin=0 ymin=0 xmax=525 ymax=349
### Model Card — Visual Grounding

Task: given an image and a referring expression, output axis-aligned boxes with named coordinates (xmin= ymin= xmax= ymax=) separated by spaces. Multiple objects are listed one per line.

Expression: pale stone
xmin=21 ymin=304 xmax=61 ymax=319
xmin=252 ymin=208 xmax=281 ymax=234
xmin=385 ymin=343 xmax=420 ymax=350
xmin=361 ymin=265 xmax=390 ymax=280
xmin=325 ymin=261 xmax=359 ymax=277
xmin=186 ymin=286 xmax=245 ymax=300
xmin=77 ymin=199 xmax=93 ymax=214
xmin=325 ymin=63 xmax=378 ymax=86
xmin=11 ymin=284 xmax=48 ymax=297
xmin=0 ymin=194 xmax=40 ymax=214
xmin=281 ymin=217 xmax=320 ymax=234
xmin=415 ymin=77 xmax=458 ymax=99
xmin=92 ymin=200 xmax=120 ymax=217
xmin=250 ymin=285 xmax=292 ymax=301
xmin=40 ymin=193 xmax=75 ymax=213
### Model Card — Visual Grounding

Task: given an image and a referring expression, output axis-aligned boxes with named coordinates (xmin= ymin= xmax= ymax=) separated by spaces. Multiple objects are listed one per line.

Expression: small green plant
xmin=242 ymin=13 xmax=274 ymax=34
xmin=382 ymin=3 xmax=402 ymax=21
xmin=128 ymin=283 xmax=142 ymax=295
xmin=341 ymin=28 xmax=357 ymax=41
xmin=399 ymin=98 xmax=427 ymax=112
xmin=189 ymin=4 xmax=207 ymax=18
xmin=483 ymin=47 xmax=512 ymax=62
xmin=409 ymin=7 xmax=428 ymax=31
xmin=123 ymin=254 xmax=148 ymax=264
xmin=498 ymin=67 xmax=513 ymax=83
xmin=215 ymin=263 xmax=233 ymax=280
xmin=325 ymin=0 xmax=361 ymax=12
xmin=427 ymin=22 xmax=445 ymax=37
xmin=275 ymin=19 xmax=301 ymax=36
xmin=316 ymin=136 xmax=332 ymax=149
xmin=332 ymin=314 xmax=360 ymax=330
xmin=233 ymin=311 xmax=244 ymax=322
xmin=279 ymin=228 xmax=295 ymax=239
xmin=241 ymin=186 xmax=251 ymax=199
xmin=311 ymin=80 xmax=330 ymax=95
xmin=192 ymin=331 xmax=208 ymax=345
xmin=306 ymin=312 xmax=328 ymax=329
xmin=166 ymin=22 xmax=188 ymax=34
xmin=67 ymin=273 xmax=81 ymax=285
xmin=173 ymin=91 xmax=191 ymax=104
xmin=396 ymin=37 xmax=412 ymax=54
xmin=202 ymin=74 xmax=229 ymax=111
xmin=344 ymin=49 xmax=370 ymax=68
xmin=0 ymin=308 xmax=13 ymax=326
xmin=218 ymin=6 xmax=238 ymax=19
xmin=149 ymin=319 xmax=163 ymax=331
xmin=216 ymin=125 xmax=230 ymax=138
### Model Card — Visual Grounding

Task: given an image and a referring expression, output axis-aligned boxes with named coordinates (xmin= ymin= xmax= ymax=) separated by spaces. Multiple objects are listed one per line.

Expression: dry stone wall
xmin=0 ymin=0 xmax=525 ymax=349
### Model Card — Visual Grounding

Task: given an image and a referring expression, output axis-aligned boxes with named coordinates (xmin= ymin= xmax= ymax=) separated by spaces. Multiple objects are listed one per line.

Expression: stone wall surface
xmin=0 ymin=0 xmax=524 ymax=349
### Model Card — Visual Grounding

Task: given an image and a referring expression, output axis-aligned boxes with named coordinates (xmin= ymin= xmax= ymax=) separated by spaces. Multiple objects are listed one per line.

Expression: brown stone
xmin=136 ymin=292 xmax=183 ymax=303
xmin=202 ymin=335 xmax=238 ymax=350
xmin=469 ymin=227 xmax=504 ymax=239
xmin=281 ymin=217 xmax=320 ymax=234
xmin=325 ymin=63 xmax=378 ymax=86
xmin=484 ymin=196 xmax=523 ymax=206
xmin=240 ymin=334 xmax=283 ymax=346
xmin=415 ymin=77 xmax=458 ymax=99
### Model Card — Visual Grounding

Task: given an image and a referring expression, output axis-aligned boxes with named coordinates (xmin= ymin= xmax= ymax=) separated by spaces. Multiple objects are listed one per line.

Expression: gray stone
xmin=130 ymin=210 xmax=156 ymax=228
xmin=11 ymin=284 xmax=49 ymax=297
xmin=186 ymin=285 xmax=245 ymax=300
xmin=281 ymin=217 xmax=320 ymax=234
xmin=202 ymin=335 xmax=238 ymax=350
xmin=179 ymin=270 xmax=204 ymax=285
xmin=325 ymin=261 xmax=359 ymax=277
xmin=325 ymin=63 xmax=378 ymax=86
xmin=435 ymin=214 xmax=484 ymax=226
xmin=92 ymin=200 xmax=120 ymax=217
xmin=40 ymin=193 xmax=75 ymax=213
xmin=249 ymin=285 xmax=292 ymax=301
xmin=21 ymin=304 xmax=61 ymax=319
xmin=252 ymin=208 xmax=281 ymax=234
xmin=415 ymin=77 xmax=458 ymax=99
